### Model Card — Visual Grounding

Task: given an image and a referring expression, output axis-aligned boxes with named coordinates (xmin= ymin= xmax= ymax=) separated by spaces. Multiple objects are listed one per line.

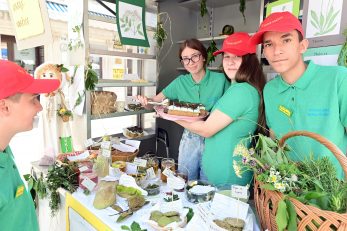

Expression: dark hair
xmin=179 ymin=39 xmax=207 ymax=67
xmin=234 ymin=54 xmax=267 ymax=135
xmin=296 ymin=29 xmax=303 ymax=42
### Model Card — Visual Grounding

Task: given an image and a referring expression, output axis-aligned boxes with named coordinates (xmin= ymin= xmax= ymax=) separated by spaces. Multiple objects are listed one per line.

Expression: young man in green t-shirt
xmin=0 ymin=60 xmax=59 ymax=230
xmin=250 ymin=11 xmax=347 ymax=178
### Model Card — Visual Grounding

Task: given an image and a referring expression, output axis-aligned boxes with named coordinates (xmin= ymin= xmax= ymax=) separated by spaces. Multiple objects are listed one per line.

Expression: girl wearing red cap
xmin=137 ymin=39 xmax=230 ymax=181
xmin=175 ymin=33 xmax=266 ymax=186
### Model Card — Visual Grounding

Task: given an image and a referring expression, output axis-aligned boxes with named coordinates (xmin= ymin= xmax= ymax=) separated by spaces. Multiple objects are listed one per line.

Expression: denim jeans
xmin=178 ymin=129 xmax=207 ymax=181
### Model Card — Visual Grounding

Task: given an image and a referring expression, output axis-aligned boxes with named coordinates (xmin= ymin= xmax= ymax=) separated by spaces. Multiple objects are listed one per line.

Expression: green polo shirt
xmin=202 ymin=83 xmax=259 ymax=186
xmin=162 ymin=69 xmax=230 ymax=111
xmin=264 ymin=61 xmax=347 ymax=179
xmin=0 ymin=147 xmax=39 ymax=230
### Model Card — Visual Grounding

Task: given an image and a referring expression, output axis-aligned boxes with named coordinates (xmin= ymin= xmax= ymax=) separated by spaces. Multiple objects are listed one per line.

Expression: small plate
xmin=122 ymin=128 xmax=148 ymax=139
xmin=154 ymin=106 xmax=208 ymax=122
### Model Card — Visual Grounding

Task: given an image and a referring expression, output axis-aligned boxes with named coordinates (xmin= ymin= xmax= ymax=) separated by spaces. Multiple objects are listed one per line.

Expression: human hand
xmin=136 ymin=95 xmax=149 ymax=106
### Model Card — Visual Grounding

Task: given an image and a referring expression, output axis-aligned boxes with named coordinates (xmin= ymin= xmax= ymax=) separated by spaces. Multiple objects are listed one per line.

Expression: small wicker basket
xmin=254 ymin=131 xmax=347 ymax=231
xmin=111 ymin=148 xmax=139 ymax=162
xmin=91 ymin=91 xmax=117 ymax=115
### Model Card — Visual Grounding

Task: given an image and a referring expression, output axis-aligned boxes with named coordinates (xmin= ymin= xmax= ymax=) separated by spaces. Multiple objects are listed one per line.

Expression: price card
xmin=84 ymin=138 xmax=94 ymax=148
xmin=101 ymin=149 xmax=111 ymax=157
xmin=146 ymin=167 xmax=156 ymax=180
xmin=101 ymin=141 xmax=111 ymax=150
xmin=125 ymin=162 xmax=138 ymax=175
xmin=162 ymin=168 xmax=174 ymax=178
xmin=78 ymin=166 xmax=89 ymax=173
xmin=133 ymin=157 xmax=147 ymax=167
xmin=81 ymin=178 xmax=96 ymax=192
xmin=167 ymin=176 xmax=185 ymax=191
xmin=231 ymin=185 xmax=249 ymax=199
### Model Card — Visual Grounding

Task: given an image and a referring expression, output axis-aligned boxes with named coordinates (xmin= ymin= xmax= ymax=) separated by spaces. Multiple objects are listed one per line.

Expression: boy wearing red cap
xmin=175 ymin=32 xmax=266 ymax=186
xmin=251 ymin=11 xmax=347 ymax=178
xmin=0 ymin=60 xmax=59 ymax=230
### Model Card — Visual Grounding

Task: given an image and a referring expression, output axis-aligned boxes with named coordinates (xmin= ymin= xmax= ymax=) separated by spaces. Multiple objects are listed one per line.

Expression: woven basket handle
xmin=278 ymin=130 xmax=347 ymax=179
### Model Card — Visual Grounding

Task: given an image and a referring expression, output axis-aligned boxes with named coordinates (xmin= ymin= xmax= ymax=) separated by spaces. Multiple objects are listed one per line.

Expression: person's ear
xmin=0 ymin=99 xmax=10 ymax=116
xmin=299 ymin=39 xmax=309 ymax=54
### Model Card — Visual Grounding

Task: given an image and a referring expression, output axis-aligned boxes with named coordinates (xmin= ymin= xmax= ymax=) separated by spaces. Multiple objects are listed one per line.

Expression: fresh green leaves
xmin=206 ymin=39 xmax=217 ymax=66
xmin=121 ymin=221 xmax=147 ymax=231
xmin=275 ymin=198 xmax=297 ymax=231
xmin=153 ymin=22 xmax=167 ymax=49
xmin=85 ymin=64 xmax=98 ymax=91
xmin=239 ymin=0 xmax=246 ymax=24
xmin=200 ymin=0 xmax=208 ymax=17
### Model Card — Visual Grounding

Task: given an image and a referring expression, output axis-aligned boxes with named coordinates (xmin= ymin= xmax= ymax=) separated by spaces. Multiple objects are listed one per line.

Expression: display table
xmin=32 ymin=161 xmax=260 ymax=231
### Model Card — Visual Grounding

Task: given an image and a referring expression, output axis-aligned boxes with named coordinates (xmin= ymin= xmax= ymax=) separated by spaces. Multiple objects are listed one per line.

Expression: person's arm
xmin=175 ymin=109 xmax=233 ymax=138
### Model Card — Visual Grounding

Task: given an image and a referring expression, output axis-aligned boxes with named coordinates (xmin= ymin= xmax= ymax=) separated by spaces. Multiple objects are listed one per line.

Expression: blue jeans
xmin=178 ymin=129 xmax=207 ymax=181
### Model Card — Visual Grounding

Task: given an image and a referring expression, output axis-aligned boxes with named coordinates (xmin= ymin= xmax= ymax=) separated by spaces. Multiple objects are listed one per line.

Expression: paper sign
xmin=84 ymin=138 xmax=94 ymax=147
xmin=112 ymin=142 xmax=137 ymax=153
xmin=81 ymin=178 xmax=96 ymax=192
xmin=162 ymin=168 xmax=174 ymax=178
xmin=167 ymin=176 xmax=185 ymax=191
xmin=78 ymin=166 xmax=89 ymax=173
xmin=211 ymin=193 xmax=249 ymax=220
xmin=133 ymin=157 xmax=147 ymax=167
xmin=125 ymin=162 xmax=138 ymax=175
xmin=101 ymin=141 xmax=111 ymax=150
xmin=67 ymin=151 xmax=90 ymax=161
xmin=160 ymin=199 xmax=183 ymax=213
xmin=146 ymin=167 xmax=156 ymax=180
xmin=101 ymin=149 xmax=111 ymax=158
xmin=231 ymin=185 xmax=248 ymax=199
xmin=125 ymin=139 xmax=141 ymax=149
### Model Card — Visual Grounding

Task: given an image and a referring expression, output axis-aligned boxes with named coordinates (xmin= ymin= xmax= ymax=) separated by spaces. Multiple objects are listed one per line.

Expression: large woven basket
xmin=254 ymin=130 xmax=347 ymax=231
xmin=111 ymin=148 xmax=139 ymax=162
xmin=91 ymin=91 xmax=117 ymax=115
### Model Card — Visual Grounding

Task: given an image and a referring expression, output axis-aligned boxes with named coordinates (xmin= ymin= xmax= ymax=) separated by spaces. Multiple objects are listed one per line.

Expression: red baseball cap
xmin=0 ymin=60 xmax=60 ymax=99
xmin=250 ymin=11 xmax=304 ymax=45
xmin=213 ymin=32 xmax=256 ymax=56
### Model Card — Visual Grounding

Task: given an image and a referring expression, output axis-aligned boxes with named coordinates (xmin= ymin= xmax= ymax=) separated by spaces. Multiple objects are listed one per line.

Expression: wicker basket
xmin=111 ymin=148 xmax=139 ymax=162
xmin=254 ymin=131 xmax=347 ymax=231
xmin=91 ymin=91 xmax=117 ymax=115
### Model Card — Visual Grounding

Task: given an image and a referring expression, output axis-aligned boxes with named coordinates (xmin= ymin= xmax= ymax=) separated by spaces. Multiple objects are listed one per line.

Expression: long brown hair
xmin=179 ymin=39 xmax=208 ymax=67
xmin=234 ymin=54 xmax=267 ymax=135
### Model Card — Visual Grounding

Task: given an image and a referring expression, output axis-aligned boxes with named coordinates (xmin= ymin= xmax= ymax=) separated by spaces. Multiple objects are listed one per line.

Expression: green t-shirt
xmin=264 ymin=61 xmax=347 ymax=179
xmin=162 ymin=69 xmax=230 ymax=111
xmin=202 ymin=83 xmax=259 ymax=186
xmin=0 ymin=147 xmax=39 ymax=231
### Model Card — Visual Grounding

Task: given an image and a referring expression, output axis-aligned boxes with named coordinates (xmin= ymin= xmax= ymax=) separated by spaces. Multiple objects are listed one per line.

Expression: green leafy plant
xmin=68 ymin=25 xmax=84 ymax=51
xmin=153 ymin=21 xmax=167 ymax=49
xmin=206 ymin=39 xmax=217 ymax=66
xmin=85 ymin=64 xmax=99 ymax=91
xmin=309 ymin=0 xmax=340 ymax=36
xmin=46 ymin=161 xmax=79 ymax=216
xmin=121 ymin=221 xmax=147 ymax=231
xmin=24 ymin=172 xmax=47 ymax=207
xmin=338 ymin=28 xmax=347 ymax=67
xmin=200 ymin=0 xmax=208 ymax=17
xmin=57 ymin=105 xmax=73 ymax=118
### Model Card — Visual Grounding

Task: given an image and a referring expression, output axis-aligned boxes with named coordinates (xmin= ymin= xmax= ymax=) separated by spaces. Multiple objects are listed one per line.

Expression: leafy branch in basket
xmin=200 ymin=0 xmax=208 ymax=17
xmin=233 ymin=134 xmax=347 ymax=231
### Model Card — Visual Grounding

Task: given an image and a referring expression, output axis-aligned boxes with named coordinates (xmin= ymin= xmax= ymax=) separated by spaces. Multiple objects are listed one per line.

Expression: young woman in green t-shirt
xmin=137 ymin=39 xmax=229 ymax=181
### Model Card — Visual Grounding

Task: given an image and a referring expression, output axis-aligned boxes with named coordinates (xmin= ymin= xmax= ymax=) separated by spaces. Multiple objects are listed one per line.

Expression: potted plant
xmin=57 ymin=105 xmax=73 ymax=122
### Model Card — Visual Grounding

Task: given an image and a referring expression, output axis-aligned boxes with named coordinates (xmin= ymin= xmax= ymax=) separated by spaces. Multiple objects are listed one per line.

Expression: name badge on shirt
xmin=15 ymin=185 xmax=25 ymax=198
xmin=279 ymin=105 xmax=292 ymax=117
